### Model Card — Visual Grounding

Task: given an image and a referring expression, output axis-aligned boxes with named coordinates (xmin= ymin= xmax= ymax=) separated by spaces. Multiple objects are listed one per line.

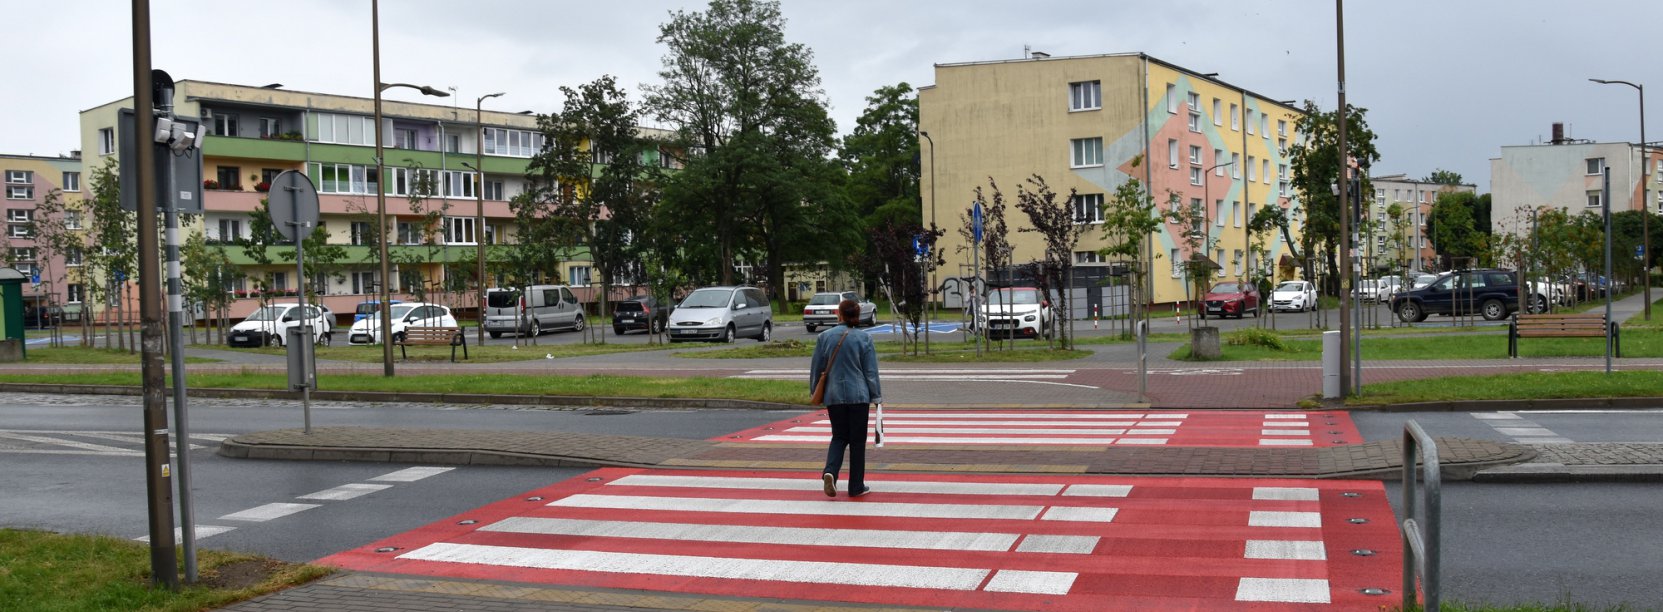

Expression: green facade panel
xmin=202 ymin=137 xmax=308 ymax=162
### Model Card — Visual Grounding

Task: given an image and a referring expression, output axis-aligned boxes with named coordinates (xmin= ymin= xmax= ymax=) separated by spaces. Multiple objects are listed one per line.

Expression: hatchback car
xmin=976 ymin=287 xmax=1053 ymax=338
xmin=613 ymin=296 xmax=672 ymax=335
xmin=667 ymin=286 xmax=773 ymax=343
xmin=347 ymin=302 xmax=458 ymax=345
xmin=1270 ymin=280 xmax=1318 ymax=312
xmin=228 ymin=303 xmax=333 ymax=347
xmin=1202 ymin=281 xmax=1260 ymax=319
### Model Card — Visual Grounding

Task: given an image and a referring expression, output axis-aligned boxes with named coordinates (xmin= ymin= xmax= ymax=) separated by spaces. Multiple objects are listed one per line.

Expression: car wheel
xmin=721 ymin=325 xmax=735 ymax=344
xmin=1481 ymin=299 xmax=1507 ymax=321
xmin=1397 ymin=301 xmax=1426 ymax=323
xmin=613 ymin=326 xmax=625 ymax=336
xmin=573 ymin=315 xmax=586 ymax=332
xmin=863 ymin=313 xmax=875 ymax=327
xmin=1253 ymin=304 xmax=1261 ymax=318
xmin=805 ymin=324 xmax=817 ymax=334
xmin=529 ymin=320 xmax=542 ymax=337
xmin=1528 ymin=294 xmax=1548 ymax=314
xmin=489 ymin=331 xmax=502 ymax=339
xmin=757 ymin=323 xmax=771 ymax=342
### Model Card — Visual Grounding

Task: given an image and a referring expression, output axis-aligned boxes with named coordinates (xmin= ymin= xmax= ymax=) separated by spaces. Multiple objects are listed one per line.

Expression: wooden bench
xmin=1508 ymin=313 xmax=1619 ymax=358
xmin=396 ymin=326 xmax=469 ymax=362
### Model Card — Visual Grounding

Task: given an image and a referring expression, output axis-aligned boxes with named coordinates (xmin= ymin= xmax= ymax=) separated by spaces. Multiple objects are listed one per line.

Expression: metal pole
xmin=132 ymin=0 xmax=177 ymax=589
xmin=1335 ymin=0 xmax=1352 ymax=397
xmin=372 ymin=0 xmax=394 ymax=376
xmin=972 ymin=224 xmax=981 ymax=358
xmin=920 ymin=131 xmax=935 ymax=354
xmin=1641 ymin=85 xmax=1651 ymax=320
xmin=295 ymin=216 xmax=311 ymax=433
xmin=1354 ymin=178 xmax=1363 ymax=394
xmin=159 ymin=88 xmax=198 ymax=584
xmin=1604 ymin=167 xmax=1614 ymax=374
xmin=476 ymin=93 xmax=503 ymax=346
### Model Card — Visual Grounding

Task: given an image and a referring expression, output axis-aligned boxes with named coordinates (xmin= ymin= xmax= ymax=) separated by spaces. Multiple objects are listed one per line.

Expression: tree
xmin=1424 ymin=169 xmax=1463 ymax=185
xmin=1098 ymin=155 xmax=1167 ymax=326
xmin=1166 ymin=190 xmax=1219 ymax=327
xmin=644 ymin=0 xmax=857 ymax=302
xmin=1286 ymin=101 xmax=1380 ymax=294
xmin=840 ymin=82 xmax=920 ymax=229
xmin=1014 ymin=175 xmax=1084 ymax=349
xmin=1427 ymin=191 xmax=1482 ymax=265
xmin=84 ymin=158 xmax=136 ymax=351
xmin=26 ymin=187 xmax=78 ymax=347
xmin=863 ymin=221 xmax=943 ymax=355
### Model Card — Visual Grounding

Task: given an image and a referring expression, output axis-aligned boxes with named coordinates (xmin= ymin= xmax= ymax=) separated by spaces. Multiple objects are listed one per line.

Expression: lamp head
xmin=482 ymin=92 xmax=506 ymax=102
xmin=418 ymin=85 xmax=450 ymax=97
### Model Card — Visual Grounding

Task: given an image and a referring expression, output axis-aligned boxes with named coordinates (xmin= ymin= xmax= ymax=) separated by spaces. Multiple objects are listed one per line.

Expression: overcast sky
xmin=4 ymin=1 xmax=1658 ymax=190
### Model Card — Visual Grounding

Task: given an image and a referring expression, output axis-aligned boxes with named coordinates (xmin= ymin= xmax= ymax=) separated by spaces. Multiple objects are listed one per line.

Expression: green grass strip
xmin=1357 ymin=371 xmax=1663 ymax=405
xmin=15 ymin=347 xmax=220 ymax=365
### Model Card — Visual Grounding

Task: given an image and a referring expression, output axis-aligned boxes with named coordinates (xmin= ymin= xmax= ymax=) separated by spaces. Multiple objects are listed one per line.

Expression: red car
xmin=1202 ymin=281 xmax=1260 ymax=319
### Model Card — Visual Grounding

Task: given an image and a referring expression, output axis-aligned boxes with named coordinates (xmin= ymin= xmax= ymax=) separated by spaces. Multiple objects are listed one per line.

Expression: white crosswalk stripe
xmin=0 ymin=429 xmax=233 ymax=456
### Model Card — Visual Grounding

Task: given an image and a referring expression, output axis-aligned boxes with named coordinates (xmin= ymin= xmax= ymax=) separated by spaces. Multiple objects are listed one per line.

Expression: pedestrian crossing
xmin=733 ymin=368 xmax=1089 ymax=388
xmin=321 ymin=468 xmax=1402 ymax=610
xmin=0 ymin=429 xmax=230 ymax=457
xmin=720 ymin=410 xmax=1361 ymax=447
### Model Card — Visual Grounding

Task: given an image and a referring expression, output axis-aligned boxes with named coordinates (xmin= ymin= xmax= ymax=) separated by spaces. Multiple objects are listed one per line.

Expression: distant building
xmin=919 ymin=52 xmax=1305 ymax=306
xmin=1 ymin=152 xmax=82 ymax=319
xmin=1490 ymin=122 xmax=1661 ymax=235
xmin=1367 ymin=174 xmax=1476 ymax=273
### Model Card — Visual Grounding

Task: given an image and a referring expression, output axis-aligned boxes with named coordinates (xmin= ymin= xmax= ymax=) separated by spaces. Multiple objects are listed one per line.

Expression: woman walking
xmin=808 ymin=299 xmax=882 ymax=497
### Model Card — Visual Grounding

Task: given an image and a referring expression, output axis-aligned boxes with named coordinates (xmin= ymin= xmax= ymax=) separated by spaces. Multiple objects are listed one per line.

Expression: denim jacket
xmin=807 ymin=325 xmax=882 ymax=405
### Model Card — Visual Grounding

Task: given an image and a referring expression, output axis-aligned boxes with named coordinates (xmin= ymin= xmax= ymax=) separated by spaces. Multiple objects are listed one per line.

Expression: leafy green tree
xmin=1014 ymin=175 xmax=1084 ymax=349
xmin=840 ymin=82 xmax=920 ymax=229
xmin=1427 ymin=191 xmax=1482 ymax=264
xmin=1424 ymin=169 xmax=1463 ymax=185
xmin=1099 ymin=155 xmax=1167 ymax=324
xmin=84 ymin=158 xmax=135 ymax=350
xmin=1286 ymin=101 xmax=1380 ymax=293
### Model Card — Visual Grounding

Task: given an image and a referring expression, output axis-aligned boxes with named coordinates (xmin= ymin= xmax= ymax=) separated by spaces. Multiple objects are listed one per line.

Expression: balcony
xmin=202 ymin=135 xmax=308 ymax=162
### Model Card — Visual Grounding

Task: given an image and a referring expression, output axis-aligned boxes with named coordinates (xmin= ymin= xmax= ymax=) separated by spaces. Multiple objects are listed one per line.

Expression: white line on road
xmin=219 ymin=502 xmax=320 ymax=522
xmin=369 ymin=466 xmax=455 ymax=482
xmin=0 ymin=432 xmax=139 ymax=454
xmin=298 ymin=483 xmax=394 ymax=501
xmin=482 ymin=516 xmax=1022 ymax=552
xmin=137 ymin=525 xmax=236 ymax=543
xmin=549 ymin=494 xmax=1045 ymax=520
xmin=608 ymin=474 xmax=1067 ymax=496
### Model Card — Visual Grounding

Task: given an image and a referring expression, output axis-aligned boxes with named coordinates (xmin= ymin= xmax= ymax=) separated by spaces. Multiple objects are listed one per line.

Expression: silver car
xmin=801 ymin=291 xmax=876 ymax=333
xmin=667 ymin=286 xmax=773 ymax=343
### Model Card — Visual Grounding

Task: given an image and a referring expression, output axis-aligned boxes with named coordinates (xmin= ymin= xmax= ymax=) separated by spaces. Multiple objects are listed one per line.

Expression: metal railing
xmin=1401 ymin=420 xmax=1441 ymax=611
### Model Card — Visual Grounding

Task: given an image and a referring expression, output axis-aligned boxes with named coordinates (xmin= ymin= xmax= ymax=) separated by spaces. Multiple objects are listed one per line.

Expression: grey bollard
xmin=1321 ymin=330 xmax=1340 ymax=399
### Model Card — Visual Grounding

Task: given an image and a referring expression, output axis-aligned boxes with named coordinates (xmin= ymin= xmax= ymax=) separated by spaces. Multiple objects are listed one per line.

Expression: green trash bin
xmin=0 ymin=267 xmax=25 ymax=361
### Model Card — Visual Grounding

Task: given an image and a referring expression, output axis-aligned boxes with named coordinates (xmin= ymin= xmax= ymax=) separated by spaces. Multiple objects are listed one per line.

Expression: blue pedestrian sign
xmin=913 ymin=235 xmax=927 ymax=257
xmin=971 ymin=201 xmax=984 ymax=243
xmin=1638 ymin=245 xmax=1646 ymax=259
xmin=30 ymin=272 xmax=40 ymax=285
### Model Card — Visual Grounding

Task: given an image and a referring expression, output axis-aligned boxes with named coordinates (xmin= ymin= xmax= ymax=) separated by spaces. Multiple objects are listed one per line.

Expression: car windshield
xmin=245 ymin=306 xmax=285 ymax=321
xmin=1209 ymin=283 xmax=1247 ymax=293
xmin=355 ymin=303 xmax=379 ymax=315
xmin=988 ymin=289 xmax=1041 ymax=304
xmin=808 ymin=294 xmax=841 ymax=305
xmin=1275 ymin=282 xmax=1304 ymax=291
xmin=390 ymin=305 xmax=418 ymax=318
xmin=680 ymin=289 xmax=734 ymax=309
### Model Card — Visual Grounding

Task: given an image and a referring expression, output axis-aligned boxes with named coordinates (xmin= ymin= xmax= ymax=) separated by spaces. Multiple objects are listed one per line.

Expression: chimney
xmin=1551 ymin=122 xmax=1564 ymax=145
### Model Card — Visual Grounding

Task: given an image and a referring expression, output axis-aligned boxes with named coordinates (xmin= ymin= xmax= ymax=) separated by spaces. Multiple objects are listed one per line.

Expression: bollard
xmin=1321 ymin=330 xmax=1340 ymax=399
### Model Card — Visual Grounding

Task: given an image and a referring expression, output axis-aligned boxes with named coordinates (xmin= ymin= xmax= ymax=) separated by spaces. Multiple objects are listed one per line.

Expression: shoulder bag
xmin=810 ymin=328 xmax=851 ymax=405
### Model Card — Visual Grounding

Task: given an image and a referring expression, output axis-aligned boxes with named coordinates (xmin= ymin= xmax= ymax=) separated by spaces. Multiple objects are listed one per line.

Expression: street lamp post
xmin=1590 ymin=78 xmax=1650 ymax=321
xmin=1334 ymin=0 xmax=1353 ymax=397
xmin=373 ymin=0 xmax=449 ymax=376
xmin=919 ymin=130 xmax=935 ymax=354
xmin=474 ymin=92 xmax=504 ymax=346
xmin=1199 ymin=160 xmax=1235 ymax=323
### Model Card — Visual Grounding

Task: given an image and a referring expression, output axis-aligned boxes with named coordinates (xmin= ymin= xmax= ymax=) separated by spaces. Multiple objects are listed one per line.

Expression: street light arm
xmin=380 ymin=82 xmax=451 ymax=97
xmin=1590 ymin=78 xmax=1640 ymax=91
xmin=477 ymin=92 xmax=505 ymax=105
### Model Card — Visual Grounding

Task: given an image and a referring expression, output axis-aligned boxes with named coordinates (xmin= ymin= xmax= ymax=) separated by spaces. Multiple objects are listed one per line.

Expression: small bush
xmin=1226 ymin=328 xmax=1291 ymax=351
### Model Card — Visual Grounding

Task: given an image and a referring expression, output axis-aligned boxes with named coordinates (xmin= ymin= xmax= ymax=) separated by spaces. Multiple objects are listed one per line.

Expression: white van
xmin=228 ymin=303 xmax=333 ymax=348
xmin=482 ymin=285 xmax=585 ymax=338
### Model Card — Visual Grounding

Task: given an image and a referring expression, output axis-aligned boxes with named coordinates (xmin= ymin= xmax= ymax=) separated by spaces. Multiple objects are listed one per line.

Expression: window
xmin=216 ymin=166 xmax=242 ymax=190
xmin=1168 ymin=139 xmax=1179 ymax=168
xmin=1212 ymin=98 xmax=1222 ymax=125
xmin=351 ymin=272 xmax=376 ymax=294
xmin=1278 ymin=120 xmax=1287 ymax=137
xmin=1231 ymin=153 xmax=1240 ymax=178
xmin=10 ymin=247 xmax=35 ymax=262
xmin=1246 ymin=110 xmax=1255 ymax=134
xmin=440 ymin=170 xmax=477 ymax=198
xmin=213 ymin=113 xmax=237 ymax=137
xmin=1233 ymin=250 xmax=1243 ymax=275
xmin=261 ymin=168 xmax=283 ymax=186
xmin=483 ymin=180 xmax=504 ymax=201
xmin=394 ymin=128 xmax=417 ymax=149
xmin=1188 ymin=110 xmax=1201 ymax=132
xmin=1187 ymin=92 xmax=1200 ymax=111
xmin=61 ymin=172 xmax=79 ymax=192
xmin=446 ymin=134 xmax=461 ymax=153
xmin=1232 ymin=201 xmax=1241 ymax=227
xmin=1278 ymin=138 xmax=1287 ymax=153
xmin=1215 ymin=199 xmax=1225 ymax=226
xmin=569 ymin=266 xmax=592 ymax=287
xmin=1191 ymin=198 xmax=1205 ymax=233
xmin=310 ymin=163 xmax=380 ymax=195
xmin=1214 ymin=149 xmax=1225 ymax=175
xmin=1074 ymin=251 xmax=1103 ymax=264
xmin=445 ymin=216 xmax=476 ymax=244
xmin=1586 ymin=158 xmax=1605 ymax=175
xmin=217 ymin=219 xmax=242 ymax=242
xmin=1260 ymin=114 xmax=1269 ymax=138
xmin=389 ymin=167 xmax=438 ymax=196
xmin=1229 ymin=104 xmax=1239 ymax=130
xmin=272 ymin=272 xmax=288 ymax=292
xmin=350 ymin=222 xmax=372 ymax=246
xmin=259 ymin=117 xmax=280 ymax=138
xmin=1188 ymin=145 xmax=1201 ymax=165
xmin=1166 ymin=84 xmax=1177 ymax=113
xmin=1069 ymin=80 xmax=1101 ymax=111
xmin=99 ymin=128 xmax=115 ymax=155
xmin=11 ymin=262 xmax=32 ymax=276
xmin=5 ymin=170 xmax=29 ymax=184
xmin=67 ymin=283 xmax=84 ymax=303
xmin=6 ymin=185 xmax=31 ymax=200
xmin=1171 ymin=248 xmax=1182 ymax=277
xmin=482 ymin=127 xmax=542 ymax=157
xmin=314 ymin=113 xmax=377 ymax=146
xmin=397 ymin=222 xmax=424 ymax=245
xmin=1189 ymin=167 xmax=1203 ymax=186
xmin=1072 ymin=193 xmax=1105 ymax=224
xmin=64 ymin=211 xmax=80 ymax=230
xmin=1247 ymin=156 xmax=1257 ymax=181
xmin=5 ymin=209 xmax=28 ymax=222
xmin=1070 ymin=137 xmax=1103 ymax=167
xmin=8 ymin=224 xmax=29 ymax=238
xmin=1247 ymin=203 xmax=1257 ymax=227
xmin=1262 ymin=159 xmax=1271 ymax=184
xmin=1588 ymin=191 xmax=1602 ymax=207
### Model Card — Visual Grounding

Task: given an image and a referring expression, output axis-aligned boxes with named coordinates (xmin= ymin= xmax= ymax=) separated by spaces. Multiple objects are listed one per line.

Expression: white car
xmin=976 ymin=287 xmax=1052 ymax=338
xmin=802 ymin=291 xmax=876 ymax=332
xmin=1270 ymin=280 xmax=1318 ymax=312
xmin=228 ymin=303 xmax=333 ymax=348
xmin=347 ymin=302 xmax=458 ymax=345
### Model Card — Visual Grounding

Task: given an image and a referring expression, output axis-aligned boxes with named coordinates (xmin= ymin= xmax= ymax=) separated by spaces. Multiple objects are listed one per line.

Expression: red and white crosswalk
xmin=719 ymin=410 xmax=1361 ymax=447
xmin=322 ymin=468 xmax=1402 ymax=610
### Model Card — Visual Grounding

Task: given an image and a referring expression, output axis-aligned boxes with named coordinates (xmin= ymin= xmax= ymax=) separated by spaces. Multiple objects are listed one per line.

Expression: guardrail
xmin=1401 ymin=420 xmax=1441 ymax=611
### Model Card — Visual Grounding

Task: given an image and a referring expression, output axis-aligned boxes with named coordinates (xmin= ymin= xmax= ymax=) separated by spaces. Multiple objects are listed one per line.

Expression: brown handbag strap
xmin=825 ymin=328 xmax=851 ymax=372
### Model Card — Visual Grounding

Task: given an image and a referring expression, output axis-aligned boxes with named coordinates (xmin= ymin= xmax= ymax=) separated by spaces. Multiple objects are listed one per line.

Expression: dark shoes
xmin=849 ymin=485 xmax=871 ymax=497
xmin=822 ymin=473 xmax=836 ymax=497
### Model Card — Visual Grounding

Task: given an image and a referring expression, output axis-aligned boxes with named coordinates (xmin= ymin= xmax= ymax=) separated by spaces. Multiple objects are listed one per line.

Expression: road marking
xmin=1244 ymin=540 xmax=1327 ymax=560
xmin=983 ymin=569 xmax=1077 ymax=595
xmin=370 ymin=466 xmax=455 ymax=482
xmin=1261 ymin=429 xmax=1312 ymax=436
xmin=1038 ymin=506 xmax=1119 ymax=522
xmin=482 ymin=516 xmax=1022 ymax=552
xmin=1235 ymin=577 xmax=1332 ymax=603
xmin=1060 ymin=484 xmax=1133 ymax=497
xmin=1472 ymin=412 xmax=1573 ymax=444
xmin=551 ymin=494 xmax=1045 ymax=520
xmin=136 ymin=525 xmax=236 ymax=543
xmin=298 ymin=483 xmax=394 ymax=501
xmin=1248 ymin=511 xmax=1322 ymax=528
xmin=1014 ymin=534 xmax=1101 ymax=554
xmin=1258 ymin=439 xmax=1314 ymax=446
xmin=219 ymin=502 xmax=320 ymax=522
xmin=726 ymin=410 xmax=1360 ymax=448
xmin=0 ymin=431 xmax=137 ymax=454
xmin=609 ymin=474 xmax=1066 ymax=496
xmin=755 ymin=435 xmax=1125 ymax=444
xmin=1252 ymin=487 xmax=1320 ymax=501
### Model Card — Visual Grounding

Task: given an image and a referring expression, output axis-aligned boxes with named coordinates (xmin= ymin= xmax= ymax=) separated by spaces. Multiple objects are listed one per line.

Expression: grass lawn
xmin=1357 ymin=371 xmax=1663 ymax=405
xmin=16 ymin=347 xmax=220 ymax=365
xmin=1171 ymin=328 xmax=1662 ymax=361
xmin=0 ymin=528 xmax=330 ymax=612
xmin=0 ymin=371 xmax=811 ymax=405
xmin=207 ymin=341 xmax=672 ymax=364
xmin=1624 ymin=298 xmax=1663 ymax=330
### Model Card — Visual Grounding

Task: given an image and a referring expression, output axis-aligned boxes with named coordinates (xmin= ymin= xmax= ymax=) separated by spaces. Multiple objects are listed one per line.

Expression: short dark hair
xmin=838 ymin=299 xmax=860 ymax=323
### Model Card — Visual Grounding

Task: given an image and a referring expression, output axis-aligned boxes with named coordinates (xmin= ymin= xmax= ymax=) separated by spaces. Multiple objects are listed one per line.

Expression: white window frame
xmin=1170 ymin=248 xmax=1182 ymax=277
xmin=99 ymin=128 xmax=115 ymax=155
xmin=64 ymin=211 xmax=81 ymax=230
xmin=310 ymin=162 xmax=379 ymax=195
xmin=1166 ymin=84 xmax=1177 ymax=113
xmin=10 ymin=247 xmax=35 ymax=261
xmin=1189 ymin=167 xmax=1203 ymax=186
xmin=214 ymin=113 xmax=238 ymax=137
xmin=1072 ymin=193 xmax=1105 ymax=224
xmin=1262 ymin=159 xmax=1271 ymax=184
xmin=217 ymin=218 xmax=242 ymax=242
xmin=1260 ymin=114 xmax=1269 ymax=138
xmin=1246 ymin=110 xmax=1256 ymax=135
xmin=6 ymin=209 xmax=28 ymax=222
xmin=5 ymin=170 xmax=31 ymax=184
xmin=1212 ymin=98 xmax=1222 ymax=126
xmin=1214 ymin=149 xmax=1225 ymax=175
xmin=1231 ymin=153 xmax=1241 ymax=178
xmin=1070 ymin=137 xmax=1104 ymax=168
xmin=1586 ymin=158 xmax=1605 ymax=175
xmin=1188 ymin=145 xmax=1202 ymax=165
xmin=569 ymin=265 xmax=592 ymax=287
xmin=6 ymin=186 xmax=31 ymax=200
xmin=483 ymin=180 xmax=504 ymax=201
xmin=1168 ymin=139 xmax=1180 ymax=168
xmin=350 ymin=221 xmax=373 ymax=246
xmin=1230 ymin=104 xmax=1239 ymax=130
xmin=1278 ymin=120 xmax=1287 ymax=137
xmin=260 ymin=117 xmax=280 ymax=138
xmin=1074 ymin=250 xmax=1105 ymax=265
xmin=1188 ymin=111 xmax=1201 ymax=133
xmin=67 ymin=283 xmax=84 ymax=303
xmin=483 ymin=127 xmax=542 ymax=158
xmin=1068 ymin=80 xmax=1101 ymax=111
xmin=314 ymin=113 xmax=376 ymax=146
xmin=445 ymin=216 xmax=477 ymax=245
xmin=1247 ymin=156 xmax=1257 ymax=182
xmin=441 ymin=170 xmax=478 ymax=198
xmin=8 ymin=224 xmax=28 ymax=238
xmin=1588 ymin=191 xmax=1601 ymax=207
xmin=1232 ymin=201 xmax=1241 ymax=227
xmin=61 ymin=172 xmax=79 ymax=192
xmin=1187 ymin=92 xmax=1200 ymax=111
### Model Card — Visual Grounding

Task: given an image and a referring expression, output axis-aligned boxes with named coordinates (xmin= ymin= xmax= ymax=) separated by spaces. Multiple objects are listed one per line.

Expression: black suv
xmin=612 ymin=296 xmax=672 ymax=335
xmin=1389 ymin=269 xmax=1520 ymax=322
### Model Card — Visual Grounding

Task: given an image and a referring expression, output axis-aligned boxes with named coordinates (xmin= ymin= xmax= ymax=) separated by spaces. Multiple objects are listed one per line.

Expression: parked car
xmin=228 ymin=303 xmax=333 ymax=347
xmin=1409 ymin=273 xmax=1439 ymax=290
xmin=612 ymin=296 xmax=672 ymax=335
xmin=1371 ymin=276 xmax=1404 ymax=301
xmin=1351 ymin=279 xmax=1378 ymax=302
xmin=347 ymin=302 xmax=457 ymax=345
xmin=802 ymin=291 xmax=876 ymax=332
xmin=1389 ymin=269 xmax=1520 ymax=322
xmin=1270 ymin=280 xmax=1318 ymax=312
xmin=352 ymin=299 xmax=401 ymax=323
xmin=1202 ymin=281 xmax=1260 ymax=319
xmin=667 ymin=286 xmax=773 ymax=343
xmin=482 ymin=285 xmax=585 ymax=338
xmin=976 ymin=287 xmax=1053 ymax=338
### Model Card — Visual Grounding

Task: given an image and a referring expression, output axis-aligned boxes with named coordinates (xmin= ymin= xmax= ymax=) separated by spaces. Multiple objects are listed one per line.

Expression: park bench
xmin=1508 ymin=313 xmax=1619 ymax=358
xmin=396 ymin=326 xmax=469 ymax=362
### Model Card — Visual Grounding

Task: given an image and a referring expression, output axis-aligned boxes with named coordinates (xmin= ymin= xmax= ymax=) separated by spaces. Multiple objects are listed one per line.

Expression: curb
xmin=1471 ymin=463 xmax=1663 ymax=483
xmin=217 ymin=439 xmax=655 ymax=469
xmin=0 ymin=382 xmax=805 ymax=411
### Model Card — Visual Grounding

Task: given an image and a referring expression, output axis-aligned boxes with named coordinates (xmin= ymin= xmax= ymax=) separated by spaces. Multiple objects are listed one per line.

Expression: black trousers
xmin=822 ymin=403 xmax=870 ymax=488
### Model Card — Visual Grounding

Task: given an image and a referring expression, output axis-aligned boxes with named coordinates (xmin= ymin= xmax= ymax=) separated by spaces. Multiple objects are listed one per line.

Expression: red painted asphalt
xmin=321 ymin=468 xmax=1403 ymax=610
xmin=720 ymin=410 xmax=1363 ymax=448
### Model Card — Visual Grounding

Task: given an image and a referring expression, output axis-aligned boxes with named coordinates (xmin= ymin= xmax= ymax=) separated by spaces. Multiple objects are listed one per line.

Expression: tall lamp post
xmin=474 ymin=92 xmax=505 ymax=345
xmin=1334 ymin=0 xmax=1353 ymax=397
xmin=1590 ymin=78 xmax=1651 ymax=321
xmin=918 ymin=130 xmax=935 ymax=353
xmin=1202 ymin=160 xmax=1236 ymax=315
xmin=373 ymin=0 xmax=449 ymax=376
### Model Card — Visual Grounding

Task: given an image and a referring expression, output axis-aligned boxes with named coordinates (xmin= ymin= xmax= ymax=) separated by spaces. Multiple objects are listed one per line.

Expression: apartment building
xmin=1368 ymin=174 xmax=1477 ymax=273
xmin=1 ymin=153 xmax=82 ymax=319
xmin=919 ymin=52 xmax=1304 ymax=306
xmin=1490 ymin=122 xmax=1662 ymax=235
xmin=79 ymin=80 xmax=671 ymax=320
